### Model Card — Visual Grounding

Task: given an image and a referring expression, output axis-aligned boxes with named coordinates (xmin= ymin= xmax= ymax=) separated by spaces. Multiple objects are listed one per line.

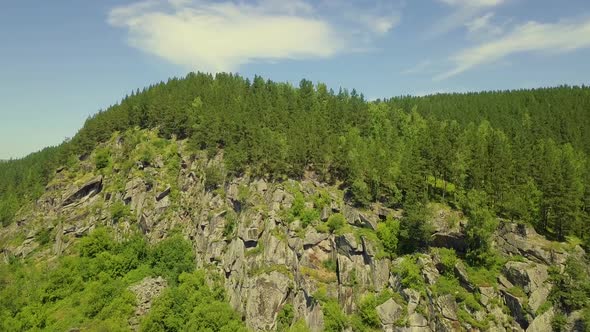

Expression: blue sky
xmin=1 ymin=0 xmax=590 ymax=159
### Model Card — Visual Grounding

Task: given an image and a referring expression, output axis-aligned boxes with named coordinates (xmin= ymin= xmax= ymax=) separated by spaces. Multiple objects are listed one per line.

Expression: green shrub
xmin=150 ymin=235 xmax=196 ymax=283
xmin=223 ymin=212 xmax=237 ymax=238
xmin=322 ymin=259 xmax=337 ymax=272
xmin=277 ymin=304 xmax=295 ymax=331
xmin=79 ymin=228 xmax=115 ymax=258
xmin=110 ymin=201 xmax=131 ymax=223
xmin=301 ymin=208 xmax=319 ymax=228
xmin=392 ymin=256 xmax=424 ymax=290
xmin=376 ymin=216 xmax=399 ymax=257
xmin=327 ymin=213 xmax=346 ymax=233
xmin=94 ymin=149 xmax=111 ymax=170
xmin=35 ymin=227 xmax=53 ymax=245
xmin=350 ymin=179 xmax=372 ymax=207
xmin=551 ymin=312 xmax=567 ymax=332
xmin=204 ymin=166 xmax=224 ymax=191
xmin=323 ymin=300 xmax=348 ymax=332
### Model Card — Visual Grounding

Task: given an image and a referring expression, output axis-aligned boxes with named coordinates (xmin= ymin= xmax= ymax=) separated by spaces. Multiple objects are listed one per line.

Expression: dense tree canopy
xmin=1 ymin=72 xmax=589 ymax=244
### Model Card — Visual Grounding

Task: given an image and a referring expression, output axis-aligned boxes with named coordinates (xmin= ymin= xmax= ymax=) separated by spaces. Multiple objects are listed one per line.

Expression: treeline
xmin=1 ymin=72 xmax=589 ymax=244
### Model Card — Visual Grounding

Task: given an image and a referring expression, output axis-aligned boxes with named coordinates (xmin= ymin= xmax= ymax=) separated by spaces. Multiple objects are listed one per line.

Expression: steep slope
xmin=2 ymin=129 xmax=588 ymax=331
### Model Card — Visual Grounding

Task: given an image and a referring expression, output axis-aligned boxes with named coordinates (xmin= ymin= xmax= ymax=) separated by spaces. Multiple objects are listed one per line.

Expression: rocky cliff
xmin=1 ymin=130 xmax=587 ymax=331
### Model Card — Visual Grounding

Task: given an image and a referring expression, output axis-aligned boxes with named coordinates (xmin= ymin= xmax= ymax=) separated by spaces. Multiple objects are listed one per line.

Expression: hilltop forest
xmin=2 ymin=72 xmax=589 ymax=247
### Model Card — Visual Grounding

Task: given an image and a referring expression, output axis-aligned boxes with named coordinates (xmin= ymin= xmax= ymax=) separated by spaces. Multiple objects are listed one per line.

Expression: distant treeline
xmin=1 ymin=72 xmax=588 ymax=244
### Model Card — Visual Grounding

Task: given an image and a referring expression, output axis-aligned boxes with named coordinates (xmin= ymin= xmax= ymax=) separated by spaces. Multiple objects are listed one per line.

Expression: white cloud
xmin=402 ymin=60 xmax=433 ymax=75
xmin=428 ymin=0 xmax=508 ymax=38
xmin=435 ymin=18 xmax=590 ymax=80
xmin=465 ymin=12 xmax=505 ymax=38
xmin=108 ymin=0 xmax=399 ymax=72
xmin=438 ymin=0 xmax=504 ymax=8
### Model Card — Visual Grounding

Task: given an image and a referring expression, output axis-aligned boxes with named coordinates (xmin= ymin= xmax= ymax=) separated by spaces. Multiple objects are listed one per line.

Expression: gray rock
xmin=430 ymin=231 xmax=467 ymax=253
xmin=303 ymin=228 xmax=329 ymax=248
xmin=453 ymin=261 xmax=475 ymax=292
xmin=503 ymin=261 xmax=548 ymax=294
xmin=245 ymin=271 xmax=291 ymax=331
xmin=408 ymin=312 xmax=428 ymax=327
xmin=418 ymin=255 xmax=440 ymax=285
xmin=335 ymin=233 xmax=360 ymax=257
xmin=320 ymin=206 xmax=330 ymax=222
xmin=342 ymin=205 xmax=360 ymax=226
xmin=502 ymin=290 xmax=531 ymax=329
xmin=479 ymin=286 xmax=496 ymax=307
xmin=529 ymin=285 xmax=551 ymax=313
xmin=436 ymin=294 xmax=458 ymax=321
xmin=526 ymin=307 xmax=554 ymax=332
xmin=566 ymin=310 xmax=585 ymax=332
xmin=62 ymin=175 xmax=103 ymax=207
xmin=376 ymin=298 xmax=404 ymax=325
xmin=156 ymin=186 xmax=171 ymax=201
xmin=403 ymin=288 xmax=421 ymax=314
xmin=359 ymin=212 xmax=377 ymax=230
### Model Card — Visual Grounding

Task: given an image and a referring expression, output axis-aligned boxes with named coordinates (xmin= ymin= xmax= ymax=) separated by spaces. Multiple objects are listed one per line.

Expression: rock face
xmin=2 ymin=135 xmax=587 ymax=332
xmin=245 ymin=272 xmax=291 ymax=331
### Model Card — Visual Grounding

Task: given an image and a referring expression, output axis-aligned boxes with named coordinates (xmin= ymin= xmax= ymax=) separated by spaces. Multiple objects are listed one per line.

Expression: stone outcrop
xmin=62 ymin=175 xmax=103 ymax=207
xmin=2 ymin=135 xmax=587 ymax=332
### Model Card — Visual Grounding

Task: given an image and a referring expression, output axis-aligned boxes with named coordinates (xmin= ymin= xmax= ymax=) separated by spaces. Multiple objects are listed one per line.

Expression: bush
xmin=277 ymin=304 xmax=295 ymax=331
xmin=204 ymin=166 xmax=224 ymax=191
xmin=150 ymin=235 xmax=196 ymax=283
xmin=94 ymin=149 xmax=110 ymax=170
xmin=110 ymin=201 xmax=131 ymax=223
xmin=323 ymin=300 xmax=348 ymax=332
xmin=393 ymin=256 xmax=424 ymax=290
xmin=142 ymin=271 xmax=247 ymax=332
xmin=301 ymin=208 xmax=319 ymax=228
xmin=327 ymin=213 xmax=346 ymax=233
xmin=322 ymin=259 xmax=337 ymax=272
xmin=79 ymin=228 xmax=115 ymax=258
xmin=376 ymin=216 xmax=399 ymax=257
xmin=350 ymin=179 xmax=372 ymax=207
xmin=35 ymin=227 xmax=53 ymax=245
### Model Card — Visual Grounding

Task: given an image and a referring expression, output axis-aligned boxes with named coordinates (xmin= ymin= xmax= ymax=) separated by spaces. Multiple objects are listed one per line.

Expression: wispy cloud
xmin=465 ymin=13 xmax=505 ymax=39
xmin=108 ymin=0 xmax=399 ymax=72
xmin=427 ymin=0 xmax=508 ymax=38
xmin=435 ymin=18 xmax=590 ymax=80
xmin=402 ymin=60 xmax=433 ymax=75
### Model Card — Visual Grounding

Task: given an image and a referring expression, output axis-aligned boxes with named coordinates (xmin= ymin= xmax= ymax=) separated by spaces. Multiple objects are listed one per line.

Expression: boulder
xmin=376 ymin=298 xmax=404 ymax=326
xmin=303 ymin=228 xmax=329 ymax=248
xmin=335 ymin=233 xmax=361 ymax=257
xmin=418 ymin=255 xmax=440 ymax=285
xmin=436 ymin=294 xmax=458 ymax=321
xmin=526 ymin=307 xmax=554 ymax=332
xmin=503 ymin=261 xmax=548 ymax=294
xmin=430 ymin=231 xmax=467 ymax=253
xmin=495 ymin=223 xmax=568 ymax=266
xmin=359 ymin=213 xmax=378 ymax=230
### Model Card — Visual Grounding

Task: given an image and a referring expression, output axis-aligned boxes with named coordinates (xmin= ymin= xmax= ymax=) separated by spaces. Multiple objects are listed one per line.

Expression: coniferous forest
xmin=2 ymin=72 xmax=589 ymax=246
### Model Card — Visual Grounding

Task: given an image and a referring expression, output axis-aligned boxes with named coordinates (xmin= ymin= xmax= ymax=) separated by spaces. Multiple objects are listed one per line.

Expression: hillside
xmin=1 ymin=73 xmax=590 ymax=331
